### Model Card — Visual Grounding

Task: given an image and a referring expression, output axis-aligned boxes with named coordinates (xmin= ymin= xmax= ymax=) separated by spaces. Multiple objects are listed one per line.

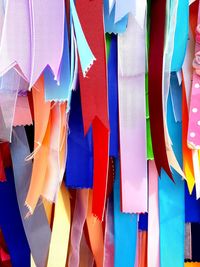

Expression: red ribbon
xmin=76 ymin=0 xmax=110 ymax=220
xmin=148 ymin=0 xmax=173 ymax=179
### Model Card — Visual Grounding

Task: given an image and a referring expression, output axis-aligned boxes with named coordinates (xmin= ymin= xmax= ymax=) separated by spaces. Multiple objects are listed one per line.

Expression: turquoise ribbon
xmin=159 ymin=82 xmax=184 ymax=267
xmin=114 ymin=159 xmax=137 ymax=267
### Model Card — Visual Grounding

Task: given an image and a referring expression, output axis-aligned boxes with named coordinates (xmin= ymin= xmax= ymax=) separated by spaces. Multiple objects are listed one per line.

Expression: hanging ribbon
xmin=86 ymin=190 xmax=104 ymax=267
xmin=10 ymin=126 xmax=51 ymax=267
xmin=185 ymin=223 xmax=192 ymax=260
xmin=191 ymin=223 xmax=200 ymax=261
xmin=159 ymin=94 xmax=184 ymax=267
xmin=187 ymin=1 xmax=200 ymax=198
xmin=182 ymin=77 xmax=195 ymax=193
xmin=171 ymin=0 xmax=189 ymax=72
xmin=118 ymin=13 xmax=147 ymax=213
xmin=0 ymin=168 xmax=30 ymax=267
xmin=107 ymin=34 xmax=119 ymax=157
xmin=25 ymin=76 xmax=51 ymax=213
xmin=68 ymin=189 xmax=89 ymax=267
xmin=103 ymin=195 xmax=114 ymax=267
xmin=44 ymin=14 xmax=71 ymax=102
xmin=29 ymin=0 xmax=64 ymax=87
xmin=148 ymin=160 xmax=160 ymax=267
xmin=114 ymin=159 xmax=137 ymax=267
xmin=47 ymin=183 xmax=71 ymax=267
xmin=0 ymin=69 xmax=25 ymax=141
xmin=70 ymin=0 xmax=95 ymax=77
xmin=0 ymin=0 xmax=31 ymax=81
xmin=13 ymin=95 xmax=33 ymax=127
xmin=104 ymin=0 xmax=128 ymax=34
xmin=148 ymin=0 xmax=172 ymax=179
xmin=66 ymin=89 xmax=93 ymax=189
xmin=76 ymin=0 xmax=110 ymax=220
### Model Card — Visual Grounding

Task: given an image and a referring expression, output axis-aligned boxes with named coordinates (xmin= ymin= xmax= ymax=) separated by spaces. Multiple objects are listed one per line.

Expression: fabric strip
xmin=118 ymin=13 xmax=147 ymax=213
xmin=47 ymin=183 xmax=71 ymax=267
xmin=148 ymin=160 xmax=160 ymax=267
xmin=103 ymin=195 xmax=114 ymax=267
xmin=10 ymin=126 xmax=51 ymax=267
xmin=68 ymin=189 xmax=89 ymax=267
xmin=114 ymin=159 xmax=137 ymax=267
xmin=76 ymin=0 xmax=110 ymax=220
xmin=148 ymin=0 xmax=172 ymax=179
xmin=159 ymin=95 xmax=184 ymax=267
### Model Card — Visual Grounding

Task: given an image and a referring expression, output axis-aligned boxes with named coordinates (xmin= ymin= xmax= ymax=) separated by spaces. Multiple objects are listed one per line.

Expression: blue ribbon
xmin=66 ymin=89 xmax=93 ymax=188
xmin=159 ymin=83 xmax=184 ymax=267
xmin=170 ymin=72 xmax=182 ymax=122
xmin=114 ymin=159 xmax=137 ymax=267
xmin=45 ymin=15 xmax=71 ymax=102
xmin=108 ymin=34 xmax=119 ymax=157
xmin=0 ymin=168 xmax=30 ymax=267
xmin=104 ymin=0 xmax=128 ymax=34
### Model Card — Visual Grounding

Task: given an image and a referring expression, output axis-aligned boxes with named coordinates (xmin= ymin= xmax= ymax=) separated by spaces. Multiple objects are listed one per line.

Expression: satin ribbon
xmin=148 ymin=160 xmax=160 ymax=267
xmin=170 ymin=73 xmax=182 ymax=122
xmin=86 ymin=190 xmax=104 ymax=267
xmin=29 ymin=0 xmax=64 ymax=88
xmin=44 ymin=14 xmax=71 ymax=102
xmin=187 ymin=1 xmax=200 ymax=150
xmin=185 ymin=184 xmax=200 ymax=223
xmin=182 ymin=77 xmax=195 ymax=193
xmin=42 ymin=102 xmax=67 ymax=202
xmin=146 ymin=2 xmax=154 ymax=160
xmin=76 ymin=0 xmax=110 ymax=220
xmin=0 ymin=0 xmax=31 ymax=81
xmin=47 ymin=183 xmax=71 ymax=267
xmin=185 ymin=263 xmax=200 ymax=267
xmin=182 ymin=28 xmax=195 ymax=107
xmin=0 ymin=69 xmax=25 ymax=141
xmin=171 ymin=0 xmax=189 ymax=71
xmin=103 ymin=195 xmax=114 ymax=267
xmin=191 ymin=223 xmax=200 ymax=261
xmin=114 ymin=159 xmax=137 ymax=267
xmin=79 ymin=233 xmax=94 ymax=267
xmin=0 ymin=168 xmax=30 ymax=267
xmin=185 ymin=223 xmax=192 ymax=260
xmin=25 ymin=76 xmax=51 ymax=213
xmin=13 ymin=95 xmax=33 ymax=127
xmin=10 ymin=126 xmax=51 ymax=267
xmin=137 ymin=231 xmax=147 ymax=267
xmin=0 ymin=0 xmax=64 ymax=87
xmin=118 ymin=13 xmax=147 ymax=213
xmin=148 ymin=0 xmax=172 ymax=179
xmin=104 ymin=0 xmax=128 ymax=34
xmin=68 ymin=189 xmax=89 ymax=267
xmin=70 ymin=0 xmax=95 ymax=77
xmin=107 ymin=34 xmax=119 ymax=157
xmin=66 ymin=89 xmax=93 ymax=188
xmin=138 ymin=213 xmax=148 ymax=231
xmin=159 ymin=94 xmax=184 ymax=267
xmin=111 ymin=0 xmax=146 ymax=29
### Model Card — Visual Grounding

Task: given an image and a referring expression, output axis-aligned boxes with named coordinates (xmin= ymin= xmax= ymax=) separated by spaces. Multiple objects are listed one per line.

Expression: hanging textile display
xmin=1 ymin=0 xmax=200 ymax=266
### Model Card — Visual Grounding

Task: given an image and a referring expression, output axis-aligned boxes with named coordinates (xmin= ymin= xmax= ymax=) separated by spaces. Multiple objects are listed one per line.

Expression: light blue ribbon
xmin=114 ymin=159 xmax=137 ymax=267
xmin=159 ymin=85 xmax=184 ymax=267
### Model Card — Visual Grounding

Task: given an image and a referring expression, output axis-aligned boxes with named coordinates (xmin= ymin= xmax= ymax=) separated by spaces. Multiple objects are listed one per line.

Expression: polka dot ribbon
xmin=188 ymin=3 xmax=200 ymax=149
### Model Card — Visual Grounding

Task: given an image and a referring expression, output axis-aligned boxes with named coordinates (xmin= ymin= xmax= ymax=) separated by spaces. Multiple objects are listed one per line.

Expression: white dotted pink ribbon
xmin=188 ymin=23 xmax=200 ymax=149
